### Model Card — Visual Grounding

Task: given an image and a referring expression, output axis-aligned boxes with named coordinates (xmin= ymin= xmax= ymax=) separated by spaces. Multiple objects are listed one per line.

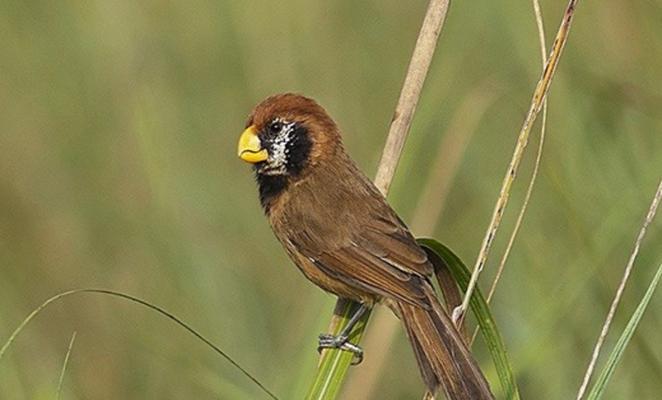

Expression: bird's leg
xmin=317 ymin=303 xmax=369 ymax=364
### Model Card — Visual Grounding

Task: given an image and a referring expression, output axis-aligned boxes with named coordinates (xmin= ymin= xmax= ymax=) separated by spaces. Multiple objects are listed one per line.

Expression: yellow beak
xmin=237 ymin=125 xmax=268 ymax=163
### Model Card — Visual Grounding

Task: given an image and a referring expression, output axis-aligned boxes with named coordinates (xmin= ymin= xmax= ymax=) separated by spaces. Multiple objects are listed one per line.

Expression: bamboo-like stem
xmin=454 ymin=0 xmax=581 ymax=324
xmin=373 ymin=0 xmax=451 ymax=194
xmin=575 ymin=178 xmax=662 ymax=400
xmin=309 ymin=1 xmax=451 ymax=399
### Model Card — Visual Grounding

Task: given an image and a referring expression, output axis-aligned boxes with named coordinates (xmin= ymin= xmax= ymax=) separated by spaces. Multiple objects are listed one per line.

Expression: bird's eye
xmin=268 ymin=121 xmax=282 ymax=134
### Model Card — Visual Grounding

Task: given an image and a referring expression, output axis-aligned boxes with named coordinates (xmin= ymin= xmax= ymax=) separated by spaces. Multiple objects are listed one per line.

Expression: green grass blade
xmin=586 ymin=262 xmax=662 ymax=400
xmin=0 ymin=289 xmax=279 ymax=400
xmin=418 ymin=238 xmax=521 ymax=400
xmin=305 ymin=300 xmax=369 ymax=400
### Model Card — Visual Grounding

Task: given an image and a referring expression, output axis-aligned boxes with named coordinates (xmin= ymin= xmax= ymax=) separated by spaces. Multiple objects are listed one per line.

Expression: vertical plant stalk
xmin=373 ymin=0 xmax=451 ymax=194
xmin=575 ymin=178 xmax=662 ymax=400
xmin=454 ymin=0 xmax=581 ymax=324
xmin=470 ymin=0 xmax=550 ymax=346
xmin=309 ymin=1 xmax=451 ymax=399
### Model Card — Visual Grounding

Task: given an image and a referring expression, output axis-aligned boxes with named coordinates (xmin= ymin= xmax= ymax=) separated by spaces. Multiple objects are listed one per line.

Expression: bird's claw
xmin=317 ymin=333 xmax=364 ymax=365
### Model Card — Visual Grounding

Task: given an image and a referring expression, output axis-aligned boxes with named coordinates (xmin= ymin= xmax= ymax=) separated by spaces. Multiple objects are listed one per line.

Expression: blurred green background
xmin=1 ymin=0 xmax=660 ymax=399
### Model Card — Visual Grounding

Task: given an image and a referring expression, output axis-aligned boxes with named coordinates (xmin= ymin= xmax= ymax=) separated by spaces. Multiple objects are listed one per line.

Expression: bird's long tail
xmin=396 ymin=285 xmax=493 ymax=399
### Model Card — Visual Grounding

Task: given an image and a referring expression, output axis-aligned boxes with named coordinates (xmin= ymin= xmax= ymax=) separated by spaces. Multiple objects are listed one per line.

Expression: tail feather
xmin=396 ymin=286 xmax=493 ymax=399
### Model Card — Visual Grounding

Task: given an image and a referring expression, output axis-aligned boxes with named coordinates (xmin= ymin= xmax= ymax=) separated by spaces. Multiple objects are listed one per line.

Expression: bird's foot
xmin=317 ymin=333 xmax=364 ymax=365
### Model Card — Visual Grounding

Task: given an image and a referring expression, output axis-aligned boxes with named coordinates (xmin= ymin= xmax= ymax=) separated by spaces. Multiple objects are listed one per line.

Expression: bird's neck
xmin=255 ymin=150 xmax=348 ymax=215
xmin=255 ymin=173 xmax=289 ymax=214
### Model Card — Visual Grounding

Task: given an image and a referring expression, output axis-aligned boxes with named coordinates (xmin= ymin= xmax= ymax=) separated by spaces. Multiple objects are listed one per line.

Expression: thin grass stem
xmin=455 ymin=0 xmax=581 ymax=325
xmin=576 ymin=178 xmax=662 ymax=400
xmin=470 ymin=0 xmax=550 ymax=346
xmin=0 ymin=289 xmax=279 ymax=400
xmin=56 ymin=331 xmax=77 ymax=400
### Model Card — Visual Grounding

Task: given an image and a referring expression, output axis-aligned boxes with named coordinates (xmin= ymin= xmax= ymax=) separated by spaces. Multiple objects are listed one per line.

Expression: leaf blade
xmin=586 ymin=262 xmax=662 ymax=400
xmin=418 ymin=238 xmax=521 ymax=400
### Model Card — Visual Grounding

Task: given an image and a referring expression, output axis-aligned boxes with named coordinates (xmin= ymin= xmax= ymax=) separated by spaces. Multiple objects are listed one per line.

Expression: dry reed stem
xmin=486 ymin=0 xmax=549 ymax=303
xmin=454 ymin=0 xmax=580 ymax=324
xmin=373 ymin=0 xmax=451 ymax=194
xmin=575 ymin=178 xmax=662 ymax=400
xmin=469 ymin=0 xmax=550 ymax=347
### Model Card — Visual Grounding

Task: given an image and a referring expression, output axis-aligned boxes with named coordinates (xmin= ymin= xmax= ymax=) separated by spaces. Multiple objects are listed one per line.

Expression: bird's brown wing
xmin=295 ymin=206 xmax=434 ymax=308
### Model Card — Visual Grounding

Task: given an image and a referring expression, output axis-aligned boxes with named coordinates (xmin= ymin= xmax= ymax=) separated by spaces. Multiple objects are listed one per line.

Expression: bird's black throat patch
xmin=255 ymin=174 xmax=288 ymax=213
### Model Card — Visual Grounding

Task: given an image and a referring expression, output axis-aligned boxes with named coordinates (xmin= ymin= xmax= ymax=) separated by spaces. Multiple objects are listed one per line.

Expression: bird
xmin=237 ymin=93 xmax=493 ymax=399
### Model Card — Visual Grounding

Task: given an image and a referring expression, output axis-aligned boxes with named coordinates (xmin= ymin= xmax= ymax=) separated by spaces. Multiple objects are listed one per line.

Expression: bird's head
xmin=237 ymin=93 xmax=342 ymax=178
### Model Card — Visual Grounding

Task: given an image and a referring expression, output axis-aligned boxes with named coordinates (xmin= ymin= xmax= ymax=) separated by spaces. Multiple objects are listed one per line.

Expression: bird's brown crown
xmin=245 ymin=93 xmax=342 ymax=160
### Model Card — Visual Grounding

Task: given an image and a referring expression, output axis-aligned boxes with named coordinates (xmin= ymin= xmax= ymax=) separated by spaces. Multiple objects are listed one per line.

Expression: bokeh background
xmin=1 ymin=0 xmax=661 ymax=399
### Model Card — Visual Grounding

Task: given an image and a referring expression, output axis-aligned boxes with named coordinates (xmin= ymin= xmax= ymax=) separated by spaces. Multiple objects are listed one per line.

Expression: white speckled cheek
xmin=270 ymin=131 xmax=290 ymax=166
xmin=263 ymin=121 xmax=295 ymax=175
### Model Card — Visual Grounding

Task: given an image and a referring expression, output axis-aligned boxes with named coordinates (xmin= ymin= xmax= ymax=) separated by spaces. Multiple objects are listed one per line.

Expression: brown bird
xmin=237 ymin=93 xmax=493 ymax=399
